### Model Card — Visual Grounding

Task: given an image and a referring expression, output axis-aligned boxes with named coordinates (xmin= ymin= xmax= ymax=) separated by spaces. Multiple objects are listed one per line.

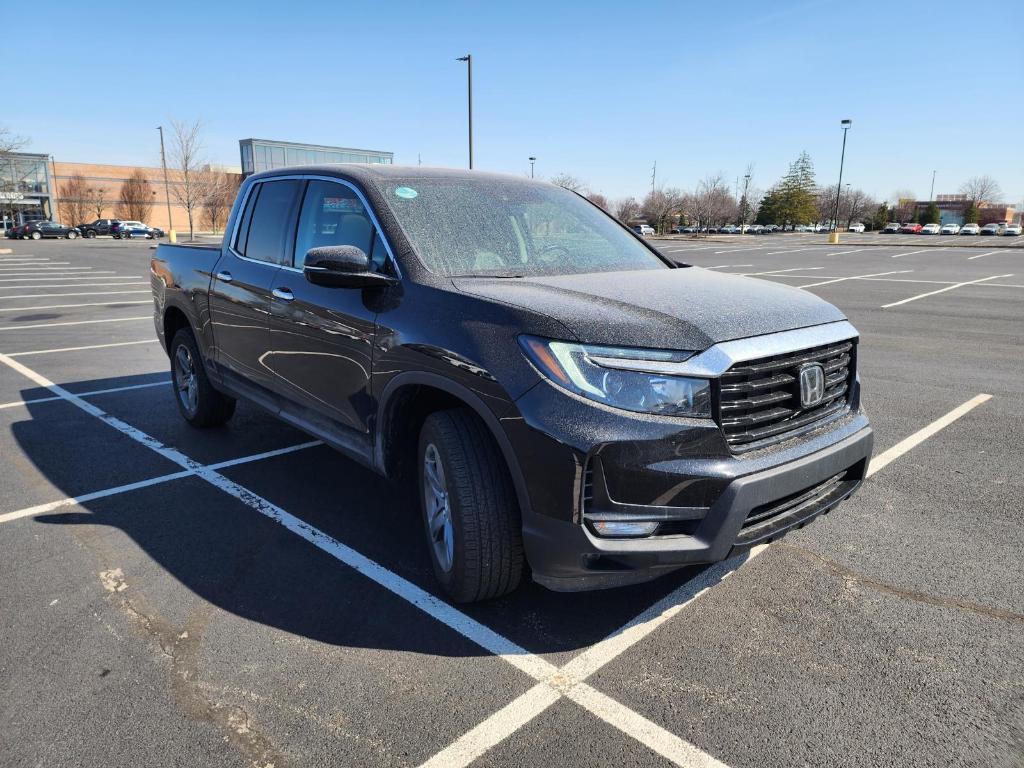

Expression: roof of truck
xmin=251 ymin=164 xmax=543 ymax=187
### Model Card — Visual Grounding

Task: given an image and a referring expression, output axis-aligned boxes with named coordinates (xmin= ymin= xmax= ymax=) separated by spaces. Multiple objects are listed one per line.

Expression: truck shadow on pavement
xmin=16 ymin=373 xmax=717 ymax=657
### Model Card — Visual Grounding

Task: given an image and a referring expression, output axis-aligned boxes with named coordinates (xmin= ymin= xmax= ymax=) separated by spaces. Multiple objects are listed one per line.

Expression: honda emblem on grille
xmin=798 ymin=363 xmax=826 ymax=408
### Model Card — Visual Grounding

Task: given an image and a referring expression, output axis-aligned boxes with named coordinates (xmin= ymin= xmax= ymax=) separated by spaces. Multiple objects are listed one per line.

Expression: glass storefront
xmin=1 ymin=153 xmax=53 ymax=229
xmin=239 ymin=139 xmax=393 ymax=176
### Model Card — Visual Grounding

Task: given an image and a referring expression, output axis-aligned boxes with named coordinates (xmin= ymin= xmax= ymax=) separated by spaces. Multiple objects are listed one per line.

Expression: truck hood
xmin=453 ymin=267 xmax=846 ymax=351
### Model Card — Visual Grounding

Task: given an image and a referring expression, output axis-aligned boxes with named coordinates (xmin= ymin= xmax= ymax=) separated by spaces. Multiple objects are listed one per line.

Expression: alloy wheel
xmin=423 ymin=443 xmax=454 ymax=572
xmin=174 ymin=344 xmax=199 ymax=417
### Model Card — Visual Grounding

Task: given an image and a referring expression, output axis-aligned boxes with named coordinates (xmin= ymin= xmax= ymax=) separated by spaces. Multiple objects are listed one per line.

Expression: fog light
xmin=591 ymin=521 xmax=659 ymax=538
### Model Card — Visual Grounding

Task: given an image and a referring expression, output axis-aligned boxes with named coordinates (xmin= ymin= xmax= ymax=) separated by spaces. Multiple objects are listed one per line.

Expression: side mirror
xmin=302 ymin=245 xmax=398 ymax=288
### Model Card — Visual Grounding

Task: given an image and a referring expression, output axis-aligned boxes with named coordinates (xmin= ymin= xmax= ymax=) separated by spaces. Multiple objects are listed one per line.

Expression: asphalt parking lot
xmin=1 ymin=236 xmax=1022 ymax=768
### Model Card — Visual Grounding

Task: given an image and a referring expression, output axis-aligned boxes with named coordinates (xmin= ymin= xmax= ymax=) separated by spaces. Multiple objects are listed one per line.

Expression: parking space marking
xmin=798 ymin=270 xmax=912 ymax=288
xmin=0 ymin=263 xmax=71 ymax=269
xmin=701 ymin=264 xmax=754 ymax=270
xmin=712 ymin=246 xmax=769 ymax=254
xmin=765 ymin=247 xmax=819 ymax=255
xmin=0 ymin=316 xmax=151 ymax=332
xmin=0 ymin=278 xmax=132 ymax=286
xmin=866 ymin=394 xmax=992 ymax=478
xmin=740 ymin=267 xmax=823 ymax=277
xmin=825 ymin=248 xmax=872 ymax=256
xmin=889 ymin=249 xmax=933 ymax=258
xmin=0 ymin=380 xmax=166 ymax=411
xmin=0 ymin=348 xmax=742 ymax=768
xmin=967 ymin=251 xmax=1000 ymax=260
xmin=0 ymin=300 xmax=151 ymax=313
xmin=8 ymin=339 xmax=158 ymax=357
xmin=881 ymin=274 xmax=1013 ymax=308
xmin=0 ymin=281 xmax=149 ymax=291
xmin=0 ymin=441 xmax=322 ymax=525
xmin=0 ymin=290 xmax=150 ymax=301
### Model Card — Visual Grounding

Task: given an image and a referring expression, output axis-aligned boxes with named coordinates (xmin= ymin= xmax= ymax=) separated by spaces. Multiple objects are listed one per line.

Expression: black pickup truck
xmin=151 ymin=165 xmax=872 ymax=602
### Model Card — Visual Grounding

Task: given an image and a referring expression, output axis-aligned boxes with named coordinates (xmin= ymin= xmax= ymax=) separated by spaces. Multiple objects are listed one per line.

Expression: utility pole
xmin=157 ymin=126 xmax=175 ymax=243
xmin=741 ymin=173 xmax=751 ymax=224
xmin=456 ymin=55 xmax=473 ymax=169
xmin=49 ymin=155 xmax=60 ymax=222
xmin=650 ymin=161 xmax=656 ymax=194
xmin=930 ymin=170 xmax=936 ymax=201
xmin=528 ymin=156 xmax=536 ymax=179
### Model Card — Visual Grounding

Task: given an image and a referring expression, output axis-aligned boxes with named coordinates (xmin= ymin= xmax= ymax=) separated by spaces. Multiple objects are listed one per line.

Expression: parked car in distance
xmin=748 ymin=224 xmax=764 ymax=234
xmin=719 ymin=224 xmax=740 ymax=234
xmin=899 ymin=223 xmax=923 ymax=234
xmin=882 ymin=222 xmax=901 ymax=233
xmin=4 ymin=224 xmax=25 ymax=239
xmin=152 ymin=165 xmax=873 ymax=602
xmin=112 ymin=221 xmax=165 ymax=239
xmin=939 ymin=223 xmax=960 ymax=235
xmin=848 ymin=222 xmax=865 ymax=233
xmin=631 ymin=224 xmax=655 ymax=236
xmin=20 ymin=220 xmax=81 ymax=240
xmin=980 ymin=223 xmax=1003 ymax=236
xmin=959 ymin=223 xmax=981 ymax=235
xmin=76 ymin=218 xmax=121 ymax=238
xmin=1003 ymin=223 xmax=1022 ymax=236
xmin=920 ymin=223 xmax=941 ymax=235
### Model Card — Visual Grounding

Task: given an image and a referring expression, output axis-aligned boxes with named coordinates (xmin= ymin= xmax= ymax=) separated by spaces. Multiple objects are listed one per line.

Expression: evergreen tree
xmin=870 ymin=203 xmax=889 ymax=231
xmin=755 ymin=188 xmax=781 ymax=224
xmin=918 ymin=202 xmax=940 ymax=225
xmin=963 ymin=201 xmax=979 ymax=224
xmin=776 ymin=152 xmax=817 ymax=227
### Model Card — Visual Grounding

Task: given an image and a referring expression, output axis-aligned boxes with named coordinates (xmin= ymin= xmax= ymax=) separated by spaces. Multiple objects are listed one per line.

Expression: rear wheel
xmin=170 ymin=327 xmax=235 ymax=427
xmin=86 ymin=229 xmax=97 ymax=238
xmin=31 ymin=230 xmax=41 ymax=240
xmin=418 ymin=409 xmax=523 ymax=602
xmin=66 ymin=230 xmax=78 ymax=239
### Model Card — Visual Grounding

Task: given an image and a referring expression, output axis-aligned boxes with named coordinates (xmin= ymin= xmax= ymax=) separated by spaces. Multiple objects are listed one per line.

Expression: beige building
xmin=52 ymin=161 xmax=242 ymax=233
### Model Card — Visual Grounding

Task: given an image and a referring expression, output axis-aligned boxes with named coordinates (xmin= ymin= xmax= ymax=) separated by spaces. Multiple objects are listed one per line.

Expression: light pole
xmin=741 ymin=172 xmax=751 ymax=225
xmin=456 ymin=55 xmax=473 ymax=169
xmin=830 ymin=118 xmax=852 ymax=243
xmin=529 ymin=157 xmax=536 ymax=179
xmin=157 ymin=126 xmax=175 ymax=242
xmin=929 ymin=170 xmax=936 ymax=201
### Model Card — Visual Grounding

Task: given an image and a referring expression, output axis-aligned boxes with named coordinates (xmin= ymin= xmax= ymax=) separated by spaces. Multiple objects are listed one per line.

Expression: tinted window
xmin=293 ymin=180 xmax=376 ymax=268
xmin=233 ymin=183 xmax=259 ymax=255
xmin=244 ymin=180 xmax=301 ymax=265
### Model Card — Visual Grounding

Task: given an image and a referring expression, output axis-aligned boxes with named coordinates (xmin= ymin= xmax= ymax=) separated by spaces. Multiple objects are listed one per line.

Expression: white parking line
xmin=0 ymin=274 xmax=130 ymax=282
xmin=0 ymin=264 xmax=73 ymax=270
xmin=0 ymin=380 xmax=167 ymax=411
xmin=889 ymin=249 xmax=932 ymax=258
xmin=966 ymin=251 xmax=1000 ymax=260
xmin=701 ymin=264 xmax=754 ymax=270
xmin=0 ymin=281 xmax=149 ymax=291
xmin=0 ymin=441 xmax=322 ymax=525
xmin=881 ymin=274 xmax=1013 ymax=308
xmin=866 ymin=395 xmax=992 ymax=477
xmin=712 ymin=246 xmax=769 ymax=254
xmin=7 ymin=339 xmax=158 ymax=357
xmin=825 ymin=248 xmax=873 ymax=256
xmin=0 ymin=300 xmax=151 ymax=312
xmin=740 ymin=267 xmax=823 ymax=277
xmin=0 ymin=290 xmax=150 ymax=301
xmin=798 ymin=270 xmax=912 ymax=288
xmin=765 ymin=247 xmax=820 ymax=256
xmin=0 ymin=316 xmax=151 ymax=331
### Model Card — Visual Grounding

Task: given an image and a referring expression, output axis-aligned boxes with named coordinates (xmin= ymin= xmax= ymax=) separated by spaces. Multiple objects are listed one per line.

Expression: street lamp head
xmin=529 ymin=156 xmax=536 ymax=162
xmin=841 ymin=119 xmax=852 ymax=128
xmin=456 ymin=55 xmax=469 ymax=62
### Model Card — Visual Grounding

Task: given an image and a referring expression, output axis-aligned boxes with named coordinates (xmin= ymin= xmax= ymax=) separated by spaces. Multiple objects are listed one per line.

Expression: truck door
xmin=208 ymin=178 xmax=302 ymax=393
xmin=264 ymin=178 xmax=385 ymax=441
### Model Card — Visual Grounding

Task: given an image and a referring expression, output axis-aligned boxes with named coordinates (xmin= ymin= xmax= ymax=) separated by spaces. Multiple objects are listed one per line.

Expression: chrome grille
xmin=716 ymin=340 xmax=854 ymax=450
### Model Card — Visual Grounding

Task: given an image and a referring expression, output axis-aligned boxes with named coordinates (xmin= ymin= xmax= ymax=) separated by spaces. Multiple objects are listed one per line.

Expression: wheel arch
xmin=375 ymin=372 xmax=534 ymax=519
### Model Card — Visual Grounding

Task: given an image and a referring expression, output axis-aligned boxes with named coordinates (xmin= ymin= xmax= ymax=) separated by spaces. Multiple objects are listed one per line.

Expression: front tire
xmin=418 ymin=408 xmax=524 ymax=602
xmin=86 ymin=229 xmax=97 ymax=238
xmin=31 ymin=231 xmax=41 ymax=240
xmin=169 ymin=327 xmax=236 ymax=428
xmin=67 ymin=230 xmax=78 ymax=239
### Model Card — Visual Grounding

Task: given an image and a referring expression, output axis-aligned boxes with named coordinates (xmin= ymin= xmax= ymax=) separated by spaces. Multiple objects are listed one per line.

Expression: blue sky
xmin=9 ymin=0 xmax=1022 ymax=204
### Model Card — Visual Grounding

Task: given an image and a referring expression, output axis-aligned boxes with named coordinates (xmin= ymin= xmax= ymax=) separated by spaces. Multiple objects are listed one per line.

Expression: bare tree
xmin=59 ymin=173 xmax=91 ymax=226
xmin=167 ymin=119 xmax=214 ymax=239
xmin=842 ymin=188 xmax=874 ymax=228
xmin=84 ymin=187 xmax=108 ymax=218
xmin=959 ymin=175 xmax=1002 ymax=204
xmin=890 ymin=189 xmax=917 ymax=222
xmin=585 ymin=191 xmax=610 ymax=211
xmin=549 ymin=173 xmax=586 ymax=193
xmin=202 ymin=173 xmax=239 ymax=233
xmin=640 ymin=188 xmax=684 ymax=234
xmin=687 ymin=175 xmax=734 ymax=229
xmin=613 ymin=197 xmax=640 ymax=224
xmin=0 ymin=125 xmax=27 ymax=154
xmin=115 ymin=169 xmax=154 ymax=222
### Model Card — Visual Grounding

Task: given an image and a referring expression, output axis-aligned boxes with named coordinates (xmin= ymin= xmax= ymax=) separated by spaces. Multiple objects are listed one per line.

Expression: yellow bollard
xmin=828 ymin=231 xmax=840 ymax=245
xmin=169 ymin=230 xmax=177 ymax=244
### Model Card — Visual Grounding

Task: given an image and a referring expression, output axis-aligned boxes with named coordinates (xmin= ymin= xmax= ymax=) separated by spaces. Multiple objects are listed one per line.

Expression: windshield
xmin=380 ymin=177 xmax=670 ymax=278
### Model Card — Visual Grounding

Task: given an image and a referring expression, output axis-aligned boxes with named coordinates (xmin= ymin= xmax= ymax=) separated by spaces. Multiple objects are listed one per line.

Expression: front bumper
xmin=506 ymin=371 xmax=872 ymax=591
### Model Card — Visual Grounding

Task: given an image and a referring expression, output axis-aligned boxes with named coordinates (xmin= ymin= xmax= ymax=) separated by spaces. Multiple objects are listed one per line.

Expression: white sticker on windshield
xmin=394 ymin=186 xmax=418 ymax=199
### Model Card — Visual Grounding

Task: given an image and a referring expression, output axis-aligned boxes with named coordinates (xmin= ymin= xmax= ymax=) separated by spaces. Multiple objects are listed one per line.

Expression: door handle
xmin=215 ymin=270 xmax=233 ymax=283
xmin=272 ymin=287 xmax=294 ymax=302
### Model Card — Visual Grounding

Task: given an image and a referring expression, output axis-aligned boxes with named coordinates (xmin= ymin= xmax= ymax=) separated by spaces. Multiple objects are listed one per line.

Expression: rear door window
xmin=241 ymin=179 xmax=302 ymax=265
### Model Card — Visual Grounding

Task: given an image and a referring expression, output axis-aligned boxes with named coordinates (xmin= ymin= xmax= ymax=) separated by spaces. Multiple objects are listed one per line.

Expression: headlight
xmin=519 ymin=336 xmax=711 ymax=417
